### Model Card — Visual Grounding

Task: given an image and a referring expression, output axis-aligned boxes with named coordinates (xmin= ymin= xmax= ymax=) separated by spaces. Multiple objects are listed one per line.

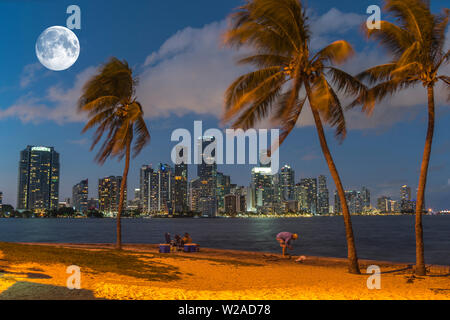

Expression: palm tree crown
xmin=354 ymin=0 xmax=449 ymax=111
xmin=223 ymin=0 xmax=366 ymax=143
xmin=79 ymin=57 xmax=150 ymax=164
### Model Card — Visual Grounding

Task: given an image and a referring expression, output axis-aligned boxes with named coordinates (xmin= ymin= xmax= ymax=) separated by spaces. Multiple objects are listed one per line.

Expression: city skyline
xmin=1 ymin=144 xmax=434 ymax=215
xmin=0 ymin=0 xmax=449 ymax=210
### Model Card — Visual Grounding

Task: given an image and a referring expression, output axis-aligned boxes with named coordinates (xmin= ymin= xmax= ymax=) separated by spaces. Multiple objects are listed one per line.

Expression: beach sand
xmin=0 ymin=243 xmax=448 ymax=300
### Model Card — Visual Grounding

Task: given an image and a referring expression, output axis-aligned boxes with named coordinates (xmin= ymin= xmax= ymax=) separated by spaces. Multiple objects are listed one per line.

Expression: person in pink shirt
xmin=276 ymin=232 xmax=298 ymax=257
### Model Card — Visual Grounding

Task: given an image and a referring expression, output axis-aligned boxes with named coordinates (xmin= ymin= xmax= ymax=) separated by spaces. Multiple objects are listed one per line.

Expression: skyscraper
xmin=298 ymin=178 xmax=317 ymax=214
xmin=377 ymin=196 xmax=391 ymax=213
xmin=361 ymin=186 xmax=371 ymax=209
xmin=251 ymin=167 xmax=274 ymax=213
xmin=224 ymin=194 xmax=237 ymax=215
xmin=216 ymin=172 xmax=231 ymax=212
xmin=98 ymin=176 xmax=125 ymax=215
xmin=317 ymin=175 xmax=329 ymax=214
xmin=280 ymin=165 xmax=295 ymax=201
xmin=139 ymin=165 xmax=153 ymax=213
xmin=173 ymin=163 xmax=188 ymax=213
xmin=191 ymin=136 xmax=218 ymax=217
xmin=400 ymin=185 xmax=415 ymax=213
xmin=197 ymin=136 xmax=217 ymax=180
xmin=72 ymin=179 xmax=88 ymax=213
xmin=17 ymin=146 xmax=60 ymax=213
xmin=155 ymin=163 xmax=173 ymax=214
xmin=400 ymin=185 xmax=411 ymax=202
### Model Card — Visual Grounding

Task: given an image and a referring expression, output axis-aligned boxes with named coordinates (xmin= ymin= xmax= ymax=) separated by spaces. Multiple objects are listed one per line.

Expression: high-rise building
xmin=197 ymin=136 xmax=217 ymax=180
xmin=139 ymin=165 xmax=153 ymax=214
xmin=216 ymin=172 xmax=231 ymax=212
xmin=246 ymin=186 xmax=257 ymax=213
xmin=153 ymin=163 xmax=173 ymax=214
xmin=224 ymin=194 xmax=237 ymax=215
xmin=72 ymin=179 xmax=88 ymax=213
xmin=17 ymin=146 xmax=60 ymax=213
xmin=400 ymin=185 xmax=411 ymax=201
xmin=189 ymin=178 xmax=217 ymax=217
xmin=361 ymin=186 xmax=371 ymax=209
xmin=251 ymin=167 xmax=274 ymax=213
xmin=280 ymin=165 xmax=295 ymax=201
xmin=173 ymin=163 xmax=188 ymax=213
xmin=298 ymin=178 xmax=317 ymax=214
xmin=317 ymin=175 xmax=329 ymax=214
xmin=134 ymin=188 xmax=141 ymax=200
xmin=400 ymin=185 xmax=414 ymax=213
xmin=191 ymin=136 xmax=218 ymax=217
xmin=377 ymin=196 xmax=391 ymax=213
xmin=98 ymin=176 xmax=125 ymax=215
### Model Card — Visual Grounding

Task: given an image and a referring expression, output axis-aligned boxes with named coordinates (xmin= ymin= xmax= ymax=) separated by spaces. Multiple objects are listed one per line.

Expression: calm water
xmin=0 ymin=216 xmax=448 ymax=265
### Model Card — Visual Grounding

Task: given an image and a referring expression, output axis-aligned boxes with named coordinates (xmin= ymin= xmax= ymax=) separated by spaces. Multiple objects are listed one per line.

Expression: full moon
xmin=35 ymin=26 xmax=80 ymax=71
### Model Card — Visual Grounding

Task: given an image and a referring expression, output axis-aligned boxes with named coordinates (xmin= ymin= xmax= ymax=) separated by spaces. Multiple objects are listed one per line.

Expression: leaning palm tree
xmin=351 ymin=0 xmax=449 ymax=275
xmin=78 ymin=57 xmax=150 ymax=250
xmin=223 ymin=0 xmax=367 ymax=274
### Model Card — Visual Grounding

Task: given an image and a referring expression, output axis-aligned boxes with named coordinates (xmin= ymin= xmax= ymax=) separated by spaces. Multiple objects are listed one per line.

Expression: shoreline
xmin=0 ymin=242 xmax=449 ymax=300
xmin=1 ymin=213 xmax=448 ymax=219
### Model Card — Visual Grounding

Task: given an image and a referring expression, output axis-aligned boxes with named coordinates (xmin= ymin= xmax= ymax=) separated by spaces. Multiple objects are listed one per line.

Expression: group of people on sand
xmin=163 ymin=231 xmax=302 ymax=259
xmin=165 ymin=232 xmax=192 ymax=250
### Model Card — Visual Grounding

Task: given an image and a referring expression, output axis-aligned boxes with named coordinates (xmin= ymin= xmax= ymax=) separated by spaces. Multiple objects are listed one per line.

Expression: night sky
xmin=0 ymin=0 xmax=448 ymax=209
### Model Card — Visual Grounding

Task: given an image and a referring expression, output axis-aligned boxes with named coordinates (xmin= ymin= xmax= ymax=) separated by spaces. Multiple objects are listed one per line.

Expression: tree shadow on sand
xmin=0 ymin=281 xmax=98 ymax=300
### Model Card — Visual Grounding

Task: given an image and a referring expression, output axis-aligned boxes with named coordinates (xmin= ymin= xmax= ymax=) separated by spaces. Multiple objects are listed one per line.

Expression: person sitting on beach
xmin=174 ymin=234 xmax=183 ymax=251
xmin=182 ymin=233 xmax=192 ymax=245
xmin=165 ymin=233 xmax=171 ymax=244
xmin=276 ymin=232 xmax=298 ymax=257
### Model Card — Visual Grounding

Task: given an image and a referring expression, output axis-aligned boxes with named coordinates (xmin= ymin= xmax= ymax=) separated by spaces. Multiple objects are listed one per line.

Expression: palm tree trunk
xmin=414 ymin=84 xmax=435 ymax=276
xmin=116 ymin=138 xmax=131 ymax=250
xmin=306 ymin=84 xmax=360 ymax=274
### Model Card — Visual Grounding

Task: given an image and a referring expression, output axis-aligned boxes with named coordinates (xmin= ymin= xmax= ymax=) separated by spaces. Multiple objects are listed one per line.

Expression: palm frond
xmin=313 ymin=40 xmax=354 ymax=65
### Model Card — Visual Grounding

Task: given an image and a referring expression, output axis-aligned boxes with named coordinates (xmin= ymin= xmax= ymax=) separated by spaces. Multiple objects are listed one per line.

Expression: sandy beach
xmin=0 ymin=243 xmax=449 ymax=300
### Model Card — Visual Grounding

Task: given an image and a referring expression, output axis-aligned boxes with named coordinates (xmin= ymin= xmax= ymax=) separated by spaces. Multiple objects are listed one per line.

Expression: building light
xmin=31 ymin=146 xmax=51 ymax=152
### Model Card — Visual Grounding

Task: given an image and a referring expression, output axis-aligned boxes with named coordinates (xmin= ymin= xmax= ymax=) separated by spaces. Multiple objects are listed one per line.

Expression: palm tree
xmin=223 ymin=0 xmax=367 ymax=274
xmin=351 ymin=0 xmax=449 ymax=275
xmin=78 ymin=57 xmax=150 ymax=250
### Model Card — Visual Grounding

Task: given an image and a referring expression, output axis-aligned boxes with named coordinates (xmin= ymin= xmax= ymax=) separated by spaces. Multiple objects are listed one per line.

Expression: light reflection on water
xmin=0 ymin=216 xmax=448 ymax=265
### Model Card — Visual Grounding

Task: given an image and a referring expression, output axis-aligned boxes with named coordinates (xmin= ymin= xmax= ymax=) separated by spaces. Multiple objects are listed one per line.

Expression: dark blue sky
xmin=0 ymin=0 xmax=449 ymax=209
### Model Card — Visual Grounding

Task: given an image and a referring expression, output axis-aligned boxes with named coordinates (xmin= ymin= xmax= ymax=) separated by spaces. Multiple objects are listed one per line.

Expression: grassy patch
xmin=0 ymin=242 xmax=180 ymax=282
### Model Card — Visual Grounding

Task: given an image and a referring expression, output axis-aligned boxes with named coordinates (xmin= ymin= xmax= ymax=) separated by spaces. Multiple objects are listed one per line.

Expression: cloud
xmin=0 ymin=67 xmax=96 ymax=124
xmin=308 ymin=8 xmax=366 ymax=50
xmin=20 ymin=63 xmax=45 ymax=88
xmin=137 ymin=20 xmax=248 ymax=119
